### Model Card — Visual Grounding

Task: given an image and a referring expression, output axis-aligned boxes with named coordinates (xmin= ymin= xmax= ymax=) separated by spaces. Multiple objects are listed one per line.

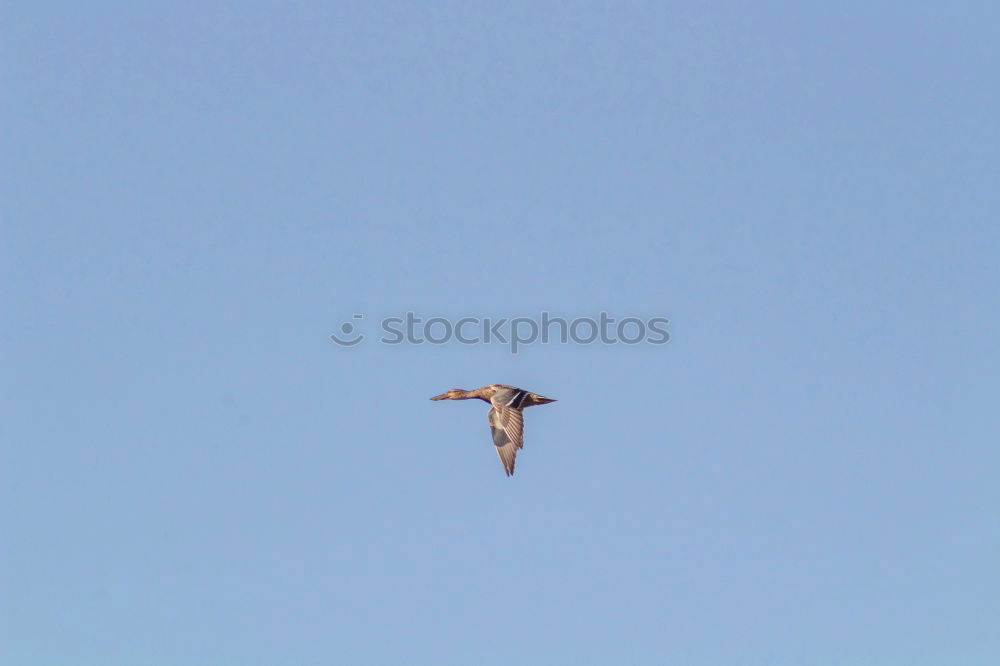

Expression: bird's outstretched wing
xmin=487 ymin=403 xmax=524 ymax=476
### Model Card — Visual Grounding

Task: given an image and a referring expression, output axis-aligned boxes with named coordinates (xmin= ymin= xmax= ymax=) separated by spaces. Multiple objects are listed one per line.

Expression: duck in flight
xmin=430 ymin=384 xmax=556 ymax=476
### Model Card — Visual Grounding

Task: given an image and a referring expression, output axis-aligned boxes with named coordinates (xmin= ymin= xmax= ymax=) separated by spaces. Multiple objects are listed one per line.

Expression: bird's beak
xmin=430 ymin=392 xmax=450 ymax=400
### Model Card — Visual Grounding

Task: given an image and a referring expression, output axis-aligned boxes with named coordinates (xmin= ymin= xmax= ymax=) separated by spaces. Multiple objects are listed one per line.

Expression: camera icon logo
xmin=330 ymin=314 xmax=365 ymax=346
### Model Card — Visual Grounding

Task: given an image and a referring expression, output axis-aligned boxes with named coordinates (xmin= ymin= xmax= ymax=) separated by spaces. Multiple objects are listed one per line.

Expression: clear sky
xmin=3 ymin=2 xmax=999 ymax=665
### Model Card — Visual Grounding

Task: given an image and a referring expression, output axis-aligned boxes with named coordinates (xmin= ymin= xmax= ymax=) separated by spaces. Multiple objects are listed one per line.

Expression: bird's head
xmin=430 ymin=388 xmax=468 ymax=400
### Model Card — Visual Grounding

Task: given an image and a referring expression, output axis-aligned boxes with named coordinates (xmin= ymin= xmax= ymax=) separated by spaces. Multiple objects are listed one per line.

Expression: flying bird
xmin=430 ymin=384 xmax=556 ymax=476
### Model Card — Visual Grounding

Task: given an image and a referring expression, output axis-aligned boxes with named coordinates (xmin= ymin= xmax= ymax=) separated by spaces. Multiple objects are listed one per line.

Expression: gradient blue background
xmin=3 ymin=2 xmax=999 ymax=664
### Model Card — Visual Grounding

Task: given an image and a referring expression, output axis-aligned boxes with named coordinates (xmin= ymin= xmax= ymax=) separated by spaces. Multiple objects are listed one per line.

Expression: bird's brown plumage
xmin=430 ymin=384 xmax=556 ymax=476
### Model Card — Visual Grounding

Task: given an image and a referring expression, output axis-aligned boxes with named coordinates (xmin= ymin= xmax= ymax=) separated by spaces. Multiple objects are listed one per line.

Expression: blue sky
xmin=3 ymin=2 xmax=999 ymax=664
